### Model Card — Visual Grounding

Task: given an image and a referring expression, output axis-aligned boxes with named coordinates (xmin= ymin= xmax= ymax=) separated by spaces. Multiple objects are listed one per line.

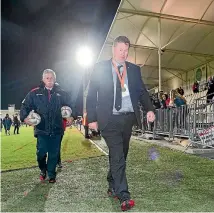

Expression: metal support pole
xmin=161 ymin=23 xmax=197 ymax=50
xmin=83 ymin=68 xmax=87 ymax=114
xmin=169 ymin=108 xmax=173 ymax=141
xmin=83 ymin=68 xmax=89 ymax=138
xmin=118 ymin=8 xmax=214 ymax=26
xmin=186 ymin=71 xmax=188 ymax=89
xmin=158 ymin=18 xmax=162 ymax=92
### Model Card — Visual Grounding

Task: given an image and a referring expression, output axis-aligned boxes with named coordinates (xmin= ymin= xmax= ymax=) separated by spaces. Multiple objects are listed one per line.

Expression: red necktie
xmin=48 ymin=89 xmax=51 ymax=102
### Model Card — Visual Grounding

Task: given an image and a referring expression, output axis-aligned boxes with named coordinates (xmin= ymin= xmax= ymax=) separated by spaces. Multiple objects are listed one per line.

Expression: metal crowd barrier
xmin=139 ymin=100 xmax=214 ymax=148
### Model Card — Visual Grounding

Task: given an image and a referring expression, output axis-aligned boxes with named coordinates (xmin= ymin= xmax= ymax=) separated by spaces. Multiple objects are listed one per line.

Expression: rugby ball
xmin=61 ymin=106 xmax=72 ymax=118
xmin=27 ymin=111 xmax=41 ymax=126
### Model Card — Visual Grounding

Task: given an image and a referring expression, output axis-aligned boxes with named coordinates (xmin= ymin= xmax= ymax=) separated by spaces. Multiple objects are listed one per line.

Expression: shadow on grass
xmin=108 ymin=197 xmax=121 ymax=212
xmin=4 ymin=182 xmax=53 ymax=212
xmin=81 ymin=139 xmax=92 ymax=148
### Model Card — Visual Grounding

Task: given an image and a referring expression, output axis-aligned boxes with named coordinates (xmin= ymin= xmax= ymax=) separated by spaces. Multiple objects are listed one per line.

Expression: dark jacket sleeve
xmin=86 ymin=63 xmax=100 ymax=123
xmin=20 ymin=92 xmax=34 ymax=122
xmin=137 ymin=67 xmax=155 ymax=113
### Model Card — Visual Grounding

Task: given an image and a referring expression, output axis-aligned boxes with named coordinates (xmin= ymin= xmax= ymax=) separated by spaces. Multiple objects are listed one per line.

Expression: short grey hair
xmin=42 ymin=69 xmax=56 ymax=80
xmin=113 ymin=36 xmax=130 ymax=47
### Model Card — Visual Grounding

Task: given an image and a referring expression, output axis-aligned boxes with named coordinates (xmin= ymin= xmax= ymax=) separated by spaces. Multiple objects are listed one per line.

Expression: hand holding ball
xmin=26 ymin=110 xmax=41 ymax=126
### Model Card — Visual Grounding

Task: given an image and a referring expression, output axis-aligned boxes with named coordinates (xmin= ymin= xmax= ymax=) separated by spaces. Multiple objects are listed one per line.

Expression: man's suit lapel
xmin=126 ymin=61 xmax=138 ymax=109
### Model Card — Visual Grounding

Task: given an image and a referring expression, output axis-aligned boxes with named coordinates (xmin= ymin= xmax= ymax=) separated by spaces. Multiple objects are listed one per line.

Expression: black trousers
xmin=84 ymin=125 xmax=89 ymax=138
xmin=101 ymin=113 xmax=136 ymax=201
xmin=14 ymin=125 xmax=19 ymax=134
xmin=4 ymin=127 xmax=10 ymax=135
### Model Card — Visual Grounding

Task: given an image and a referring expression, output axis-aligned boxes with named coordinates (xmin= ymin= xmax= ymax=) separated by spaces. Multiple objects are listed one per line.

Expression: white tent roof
xmin=98 ymin=0 xmax=214 ymax=89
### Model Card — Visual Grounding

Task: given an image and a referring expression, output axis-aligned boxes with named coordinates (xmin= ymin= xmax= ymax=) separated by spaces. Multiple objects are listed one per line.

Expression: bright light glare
xmin=76 ymin=46 xmax=93 ymax=67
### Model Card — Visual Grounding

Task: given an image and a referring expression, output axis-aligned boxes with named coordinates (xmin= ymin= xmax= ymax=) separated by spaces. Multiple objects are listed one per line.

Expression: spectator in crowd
xmin=20 ymin=69 xmax=74 ymax=183
xmin=79 ymin=117 xmax=82 ymax=130
xmin=151 ymin=93 xmax=161 ymax=109
xmin=172 ymin=89 xmax=187 ymax=107
xmin=13 ymin=115 xmax=20 ymax=134
xmin=3 ymin=114 xmax=12 ymax=135
xmin=207 ymin=76 xmax=214 ymax=88
xmin=76 ymin=117 xmax=82 ymax=130
xmin=192 ymin=81 xmax=199 ymax=93
xmin=160 ymin=93 xmax=168 ymax=109
xmin=168 ymin=90 xmax=175 ymax=106
xmin=165 ymin=93 xmax=171 ymax=106
xmin=207 ymin=76 xmax=214 ymax=103
xmin=178 ymin=87 xmax=184 ymax=96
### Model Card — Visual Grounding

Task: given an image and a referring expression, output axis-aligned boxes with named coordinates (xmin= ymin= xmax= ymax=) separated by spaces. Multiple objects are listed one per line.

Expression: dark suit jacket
xmin=86 ymin=59 xmax=154 ymax=130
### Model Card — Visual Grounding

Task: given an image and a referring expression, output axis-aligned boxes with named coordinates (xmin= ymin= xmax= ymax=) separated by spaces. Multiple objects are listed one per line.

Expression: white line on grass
xmin=75 ymin=126 xmax=108 ymax=156
xmin=89 ymin=139 xmax=108 ymax=156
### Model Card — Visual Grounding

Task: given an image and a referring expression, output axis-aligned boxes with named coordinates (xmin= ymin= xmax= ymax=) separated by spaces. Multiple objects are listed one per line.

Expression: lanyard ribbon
xmin=112 ymin=60 xmax=127 ymax=89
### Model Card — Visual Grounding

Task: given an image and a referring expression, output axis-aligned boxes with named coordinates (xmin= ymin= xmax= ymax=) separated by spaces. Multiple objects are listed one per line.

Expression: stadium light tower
xmin=76 ymin=46 xmax=94 ymax=114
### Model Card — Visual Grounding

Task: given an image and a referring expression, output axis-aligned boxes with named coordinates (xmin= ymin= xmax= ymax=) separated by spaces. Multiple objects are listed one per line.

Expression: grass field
xmin=1 ymin=126 xmax=104 ymax=171
xmin=1 ymin=128 xmax=214 ymax=212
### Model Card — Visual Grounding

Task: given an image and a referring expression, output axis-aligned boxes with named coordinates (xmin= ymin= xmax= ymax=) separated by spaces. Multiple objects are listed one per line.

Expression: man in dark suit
xmin=86 ymin=36 xmax=155 ymax=211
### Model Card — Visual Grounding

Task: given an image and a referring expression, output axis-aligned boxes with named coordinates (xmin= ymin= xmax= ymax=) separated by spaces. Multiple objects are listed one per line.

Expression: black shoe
xmin=39 ymin=171 xmax=46 ymax=181
xmin=57 ymin=163 xmax=62 ymax=168
xmin=49 ymin=178 xmax=56 ymax=183
xmin=107 ymin=188 xmax=118 ymax=199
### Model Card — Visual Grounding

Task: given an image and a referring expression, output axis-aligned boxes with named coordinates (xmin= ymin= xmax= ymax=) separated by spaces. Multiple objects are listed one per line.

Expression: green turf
xmin=1 ymin=139 xmax=214 ymax=212
xmin=1 ymin=127 xmax=104 ymax=171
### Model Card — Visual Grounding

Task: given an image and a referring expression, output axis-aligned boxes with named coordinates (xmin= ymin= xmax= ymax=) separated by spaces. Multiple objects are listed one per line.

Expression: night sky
xmin=1 ymin=0 xmax=120 ymax=114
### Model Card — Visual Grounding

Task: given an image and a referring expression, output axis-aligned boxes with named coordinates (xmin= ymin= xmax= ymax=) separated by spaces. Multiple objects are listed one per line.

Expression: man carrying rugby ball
xmin=20 ymin=69 xmax=74 ymax=183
